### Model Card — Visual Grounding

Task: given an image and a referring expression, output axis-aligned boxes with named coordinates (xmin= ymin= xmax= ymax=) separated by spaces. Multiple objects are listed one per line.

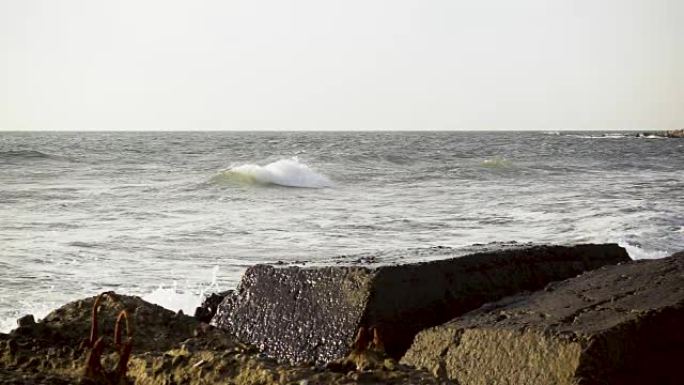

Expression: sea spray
xmin=617 ymin=239 xmax=670 ymax=260
xmin=0 ymin=298 xmax=60 ymax=333
xmin=142 ymin=283 xmax=203 ymax=315
xmin=142 ymin=266 xmax=223 ymax=315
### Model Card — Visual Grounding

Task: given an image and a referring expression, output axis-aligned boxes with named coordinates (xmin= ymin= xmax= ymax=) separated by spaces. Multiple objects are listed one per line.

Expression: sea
xmin=1 ymin=131 xmax=682 ymax=332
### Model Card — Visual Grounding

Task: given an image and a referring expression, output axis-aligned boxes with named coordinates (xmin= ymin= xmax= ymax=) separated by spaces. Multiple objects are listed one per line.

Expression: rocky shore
xmin=0 ymin=294 xmax=442 ymax=385
xmin=1 ymin=243 xmax=682 ymax=385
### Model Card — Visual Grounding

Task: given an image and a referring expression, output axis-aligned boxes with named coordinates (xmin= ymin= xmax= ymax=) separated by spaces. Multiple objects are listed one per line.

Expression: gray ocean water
xmin=1 ymin=131 xmax=682 ymax=332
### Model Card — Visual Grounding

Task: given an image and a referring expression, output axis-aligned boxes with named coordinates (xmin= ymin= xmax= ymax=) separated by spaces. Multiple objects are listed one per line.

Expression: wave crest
xmin=0 ymin=150 xmax=53 ymax=160
xmin=212 ymin=157 xmax=333 ymax=188
xmin=564 ymin=133 xmax=632 ymax=139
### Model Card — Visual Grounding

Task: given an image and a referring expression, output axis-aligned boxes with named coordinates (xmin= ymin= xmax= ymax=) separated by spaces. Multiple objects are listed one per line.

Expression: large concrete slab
xmin=402 ymin=251 xmax=684 ymax=385
xmin=212 ymin=243 xmax=628 ymax=365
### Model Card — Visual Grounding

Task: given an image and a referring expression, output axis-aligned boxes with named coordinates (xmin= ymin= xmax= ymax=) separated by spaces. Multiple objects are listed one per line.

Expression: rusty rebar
xmin=82 ymin=291 xmax=134 ymax=385
xmin=113 ymin=310 xmax=130 ymax=348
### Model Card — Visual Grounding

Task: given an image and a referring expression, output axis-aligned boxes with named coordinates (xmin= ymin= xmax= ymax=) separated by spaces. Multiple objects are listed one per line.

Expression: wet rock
xmin=194 ymin=290 xmax=232 ymax=323
xmin=213 ymin=243 xmax=628 ymax=364
xmin=402 ymin=251 xmax=684 ymax=385
xmin=16 ymin=315 xmax=35 ymax=328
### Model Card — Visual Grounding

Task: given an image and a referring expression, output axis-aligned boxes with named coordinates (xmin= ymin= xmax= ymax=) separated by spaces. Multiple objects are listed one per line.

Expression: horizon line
xmin=0 ymin=128 xmax=671 ymax=133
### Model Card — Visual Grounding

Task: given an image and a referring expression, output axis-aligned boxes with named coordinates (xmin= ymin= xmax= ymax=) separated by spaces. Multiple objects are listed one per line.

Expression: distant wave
xmin=561 ymin=133 xmax=645 ymax=139
xmin=566 ymin=134 xmax=630 ymax=139
xmin=566 ymin=133 xmax=665 ymax=140
xmin=0 ymin=150 xmax=54 ymax=160
xmin=211 ymin=157 xmax=334 ymax=188
xmin=67 ymin=241 xmax=98 ymax=249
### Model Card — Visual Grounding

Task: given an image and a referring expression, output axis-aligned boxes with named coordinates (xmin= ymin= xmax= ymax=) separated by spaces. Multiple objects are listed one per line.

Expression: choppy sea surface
xmin=1 ymin=131 xmax=682 ymax=332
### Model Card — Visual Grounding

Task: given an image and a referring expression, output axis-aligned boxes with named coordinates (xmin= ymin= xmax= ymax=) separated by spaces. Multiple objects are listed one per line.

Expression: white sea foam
xmin=142 ymin=266 xmax=222 ymax=315
xmin=0 ymin=267 xmax=224 ymax=332
xmin=0 ymin=300 xmax=58 ymax=333
xmin=618 ymin=239 xmax=670 ymax=260
xmin=213 ymin=157 xmax=333 ymax=188
xmin=142 ymin=285 xmax=204 ymax=315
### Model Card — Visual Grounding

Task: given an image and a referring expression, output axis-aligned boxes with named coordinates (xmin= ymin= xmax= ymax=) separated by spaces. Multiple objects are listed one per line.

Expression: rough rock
xmin=16 ymin=315 xmax=35 ymax=328
xmin=0 ymin=293 xmax=447 ymax=385
xmin=402 ymin=251 xmax=684 ymax=385
xmin=194 ymin=290 xmax=232 ymax=323
xmin=636 ymin=129 xmax=684 ymax=138
xmin=0 ymin=293 xmax=199 ymax=384
xmin=662 ymin=129 xmax=683 ymax=138
xmin=212 ymin=243 xmax=628 ymax=364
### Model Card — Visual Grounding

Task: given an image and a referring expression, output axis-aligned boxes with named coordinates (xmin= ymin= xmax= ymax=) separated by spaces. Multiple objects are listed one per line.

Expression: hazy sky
xmin=1 ymin=0 xmax=682 ymax=131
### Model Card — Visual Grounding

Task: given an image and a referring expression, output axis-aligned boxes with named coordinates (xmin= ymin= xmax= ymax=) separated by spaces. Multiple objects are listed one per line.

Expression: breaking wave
xmin=563 ymin=133 xmax=633 ymax=139
xmin=618 ymin=239 xmax=671 ymax=260
xmin=211 ymin=157 xmax=333 ymax=188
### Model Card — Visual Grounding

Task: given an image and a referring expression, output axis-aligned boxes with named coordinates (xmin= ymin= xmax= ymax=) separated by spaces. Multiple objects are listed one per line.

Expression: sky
xmin=0 ymin=0 xmax=682 ymax=131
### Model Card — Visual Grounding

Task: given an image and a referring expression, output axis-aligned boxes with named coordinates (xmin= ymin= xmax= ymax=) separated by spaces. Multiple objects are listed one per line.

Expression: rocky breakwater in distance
xmin=635 ymin=129 xmax=684 ymax=138
xmin=402 ymin=251 xmax=684 ymax=385
xmin=0 ymin=293 xmax=445 ymax=385
xmin=211 ymin=243 xmax=629 ymax=365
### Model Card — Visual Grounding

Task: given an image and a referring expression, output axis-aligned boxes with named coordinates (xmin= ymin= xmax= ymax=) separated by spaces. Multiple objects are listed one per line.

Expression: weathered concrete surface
xmin=0 ymin=293 xmax=446 ymax=385
xmin=213 ymin=243 xmax=628 ymax=364
xmin=402 ymin=251 xmax=684 ymax=385
xmin=214 ymin=265 xmax=374 ymax=365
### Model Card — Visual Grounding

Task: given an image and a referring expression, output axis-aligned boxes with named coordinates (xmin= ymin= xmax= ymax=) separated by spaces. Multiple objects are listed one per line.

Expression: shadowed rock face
xmin=402 ymin=251 xmax=684 ymax=385
xmin=194 ymin=290 xmax=233 ymax=323
xmin=212 ymin=243 xmax=629 ymax=365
